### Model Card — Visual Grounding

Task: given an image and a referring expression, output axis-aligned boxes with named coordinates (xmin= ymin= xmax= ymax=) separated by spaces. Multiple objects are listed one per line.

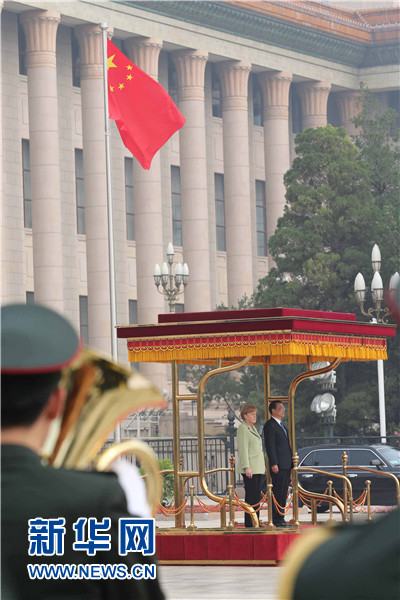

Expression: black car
xmin=297 ymin=444 xmax=400 ymax=510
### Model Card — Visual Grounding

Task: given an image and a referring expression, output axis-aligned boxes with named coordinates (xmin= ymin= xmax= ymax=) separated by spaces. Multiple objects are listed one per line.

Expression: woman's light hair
xmin=240 ymin=403 xmax=257 ymax=420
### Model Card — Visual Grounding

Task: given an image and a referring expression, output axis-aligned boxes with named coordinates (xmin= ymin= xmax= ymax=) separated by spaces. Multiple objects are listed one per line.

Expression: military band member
xmin=1 ymin=304 xmax=165 ymax=600
xmin=279 ymin=508 xmax=399 ymax=599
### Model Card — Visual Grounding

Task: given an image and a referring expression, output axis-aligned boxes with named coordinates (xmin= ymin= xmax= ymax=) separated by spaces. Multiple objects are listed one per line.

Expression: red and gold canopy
xmin=117 ymin=308 xmax=396 ymax=366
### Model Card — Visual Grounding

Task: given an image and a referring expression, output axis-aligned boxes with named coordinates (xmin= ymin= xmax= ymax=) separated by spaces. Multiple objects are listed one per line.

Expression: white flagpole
xmin=101 ymin=23 xmax=120 ymax=441
xmin=100 ymin=23 xmax=118 ymax=362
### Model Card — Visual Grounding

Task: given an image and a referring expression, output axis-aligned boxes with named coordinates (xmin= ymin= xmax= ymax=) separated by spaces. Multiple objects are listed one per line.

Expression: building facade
xmin=1 ymin=0 xmax=399 ymax=388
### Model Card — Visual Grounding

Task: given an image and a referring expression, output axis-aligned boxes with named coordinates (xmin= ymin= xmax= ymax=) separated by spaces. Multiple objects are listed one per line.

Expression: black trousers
xmin=270 ymin=468 xmax=291 ymax=523
xmin=242 ymin=473 xmax=263 ymax=528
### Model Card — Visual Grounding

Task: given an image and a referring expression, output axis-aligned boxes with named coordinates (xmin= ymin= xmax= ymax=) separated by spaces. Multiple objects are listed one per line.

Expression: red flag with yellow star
xmin=107 ymin=39 xmax=185 ymax=169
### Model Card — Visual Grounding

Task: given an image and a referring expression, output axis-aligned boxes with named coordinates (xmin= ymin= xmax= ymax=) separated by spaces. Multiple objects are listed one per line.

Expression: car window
xmin=378 ymin=446 xmax=400 ymax=467
xmin=300 ymin=451 xmax=315 ymax=466
xmin=348 ymin=449 xmax=377 ymax=466
xmin=313 ymin=449 xmax=343 ymax=466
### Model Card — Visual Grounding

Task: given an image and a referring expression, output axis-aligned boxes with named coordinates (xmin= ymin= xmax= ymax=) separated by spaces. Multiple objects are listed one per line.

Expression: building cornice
xmin=114 ymin=1 xmax=399 ymax=68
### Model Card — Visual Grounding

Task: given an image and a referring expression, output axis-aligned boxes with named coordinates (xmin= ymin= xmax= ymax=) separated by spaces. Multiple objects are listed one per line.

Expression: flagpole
xmin=101 ymin=23 xmax=120 ymax=442
xmin=100 ymin=23 xmax=118 ymax=362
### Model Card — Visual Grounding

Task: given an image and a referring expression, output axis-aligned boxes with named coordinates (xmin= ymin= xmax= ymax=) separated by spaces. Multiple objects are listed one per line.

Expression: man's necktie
xmin=280 ymin=421 xmax=287 ymax=436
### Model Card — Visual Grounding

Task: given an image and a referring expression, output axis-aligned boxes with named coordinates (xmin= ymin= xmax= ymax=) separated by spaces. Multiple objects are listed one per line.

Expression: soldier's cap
xmin=1 ymin=304 xmax=81 ymax=375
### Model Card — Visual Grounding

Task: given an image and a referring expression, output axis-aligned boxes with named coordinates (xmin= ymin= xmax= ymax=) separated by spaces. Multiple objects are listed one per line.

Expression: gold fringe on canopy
xmin=126 ymin=331 xmax=387 ymax=365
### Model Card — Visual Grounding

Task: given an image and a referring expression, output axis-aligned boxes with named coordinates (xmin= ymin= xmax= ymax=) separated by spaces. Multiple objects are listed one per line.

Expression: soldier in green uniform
xmin=1 ymin=304 xmax=165 ymax=600
xmin=279 ymin=508 xmax=399 ymax=600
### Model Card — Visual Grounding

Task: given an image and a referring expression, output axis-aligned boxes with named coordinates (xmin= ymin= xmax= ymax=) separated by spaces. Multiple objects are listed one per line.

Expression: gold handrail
xmin=287 ymin=358 xmax=341 ymax=454
xmin=196 ymin=357 xmax=260 ymax=526
xmin=294 ymin=466 xmax=353 ymax=521
xmin=297 ymin=484 xmax=345 ymax=520
xmin=182 ymin=467 xmax=235 ymax=488
xmin=343 ymin=465 xmax=400 ymax=508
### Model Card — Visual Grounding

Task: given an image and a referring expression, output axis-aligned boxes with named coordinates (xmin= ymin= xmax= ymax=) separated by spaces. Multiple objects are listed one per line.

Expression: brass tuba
xmin=43 ymin=349 xmax=166 ymax=516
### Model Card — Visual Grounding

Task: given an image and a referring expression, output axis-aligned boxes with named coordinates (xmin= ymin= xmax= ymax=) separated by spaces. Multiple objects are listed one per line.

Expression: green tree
xmin=254 ymin=125 xmax=380 ymax=313
xmin=140 ymin=458 xmax=174 ymax=506
xmin=185 ymin=363 xmax=267 ymax=429
xmin=185 ymin=364 xmax=243 ymax=412
xmin=253 ymin=115 xmax=399 ymax=437
xmin=352 ymin=84 xmax=400 ymax=280
xmin=351 ymin=86 xmax=400 ymax=437
xmin=184 ymin=93 xmax=399 ymax=439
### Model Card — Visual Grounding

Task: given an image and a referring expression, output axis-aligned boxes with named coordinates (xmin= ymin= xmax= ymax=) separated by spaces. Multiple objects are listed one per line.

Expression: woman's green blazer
xmin=237 ymin=422 xmax=266 ymax=475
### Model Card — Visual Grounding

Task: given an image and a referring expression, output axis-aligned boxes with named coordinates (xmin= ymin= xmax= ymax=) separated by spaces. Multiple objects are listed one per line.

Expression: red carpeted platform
xmin=156 ymin=529 xmax=304 ymax=565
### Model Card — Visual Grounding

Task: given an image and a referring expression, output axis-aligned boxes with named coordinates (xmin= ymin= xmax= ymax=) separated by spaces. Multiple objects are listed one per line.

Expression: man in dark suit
xmin=1 ymin=304 xmax=165 ymax=600
xmin=263 ymin=400 xmax=293 ymax=528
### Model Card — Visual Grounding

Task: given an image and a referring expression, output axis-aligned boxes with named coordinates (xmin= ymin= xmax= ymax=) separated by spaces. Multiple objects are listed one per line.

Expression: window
xmin=168 ymin=58 xmax=178 ymax=106
xmin=18 ymin=22 xmax=27 ymax=76
xmin=79 ymin=295 xmax=89 ymax=345
xmin=75 ymin=149 xmax=85 ymax=234
xmin=327 ymin=94 xmax=340 ymax=128
xmin=313 ymin=449 xmax=343 ymax=467
xmin=215 ymin=174 xmax=226 ymax=251
xmin=379 ymin=446 xmax=400 ymax=467
xmin=348 ymin=450 xmax=379 ymax=467
xmin=290 ymin=84 xmax=302 ymax=134
xmin=129 ymin=300 xmax=139 ymax=371
xmin=171 ymin=166 xmax=182 ymax=246
xmin=125 ymin=157 xmax=135 ymax=241
xmin=26 ymin=291 xmax=34 ymax=305
xmin=71 ymin=31 xmax=80 ymax=88
xmin=253 ymin=78 xmax=263 ymax=126
xmin=22 ymin=140 xmax=31 ymax=228
xmin=212 ymin=66 xmax=222 ymax=118
xmin=175 ymin=303 xmax=187 ymax=381
xmin=300 ymin=451 xmax=315 ymax=467
xmin=256 ymin=180 xmax=267 ymax=256
xmin=129 ymin=299 xmax=138 ymax=325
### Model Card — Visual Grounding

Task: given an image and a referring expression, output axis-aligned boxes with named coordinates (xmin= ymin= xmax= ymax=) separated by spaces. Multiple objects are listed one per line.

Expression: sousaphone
xmin=43 ymin=349 xmax=166 ymax=515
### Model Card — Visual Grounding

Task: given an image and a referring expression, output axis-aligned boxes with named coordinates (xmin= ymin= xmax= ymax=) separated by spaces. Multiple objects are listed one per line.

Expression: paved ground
xmin=158 ymin=565 xmax=284 ymax=600
xmin=155 ymin=505 xmax=393 ymax=600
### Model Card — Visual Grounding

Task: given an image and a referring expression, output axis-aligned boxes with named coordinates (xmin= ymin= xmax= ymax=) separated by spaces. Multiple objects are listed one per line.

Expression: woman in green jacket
xmin=237 ymin=403 xmax=266 ymax=527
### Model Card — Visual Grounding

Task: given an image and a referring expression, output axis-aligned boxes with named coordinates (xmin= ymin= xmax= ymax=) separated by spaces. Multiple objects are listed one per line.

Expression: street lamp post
xmin=153 ymin=242 xmax=189 ymax=313
xmin=354 ymin=244 xmax=399 ymax=443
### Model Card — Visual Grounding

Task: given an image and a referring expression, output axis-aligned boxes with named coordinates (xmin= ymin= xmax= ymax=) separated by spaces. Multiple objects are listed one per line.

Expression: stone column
xmin=172 ymin=49 xmax=211 ymax=312
xmin=335 ymin=90 xmax=360 ymax=136
xmin=258 ymin=71 xmax=292 ymax=264
xmin=20 ymin=10 xmax=64 ymax=311
xmin=297 ymin=81 xmax=331 ymax=129
xmin=75 ymin=24 xmax=112 ymax=354
xmin=124 ymin=37 xmax=166 ymax=388
xmin=216 ymin=61 xmax=253 ymax=306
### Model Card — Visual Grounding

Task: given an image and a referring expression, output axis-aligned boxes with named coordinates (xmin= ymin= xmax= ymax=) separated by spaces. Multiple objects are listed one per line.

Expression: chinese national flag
xmin=107 ymin=39 xmax=185 ymax=169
